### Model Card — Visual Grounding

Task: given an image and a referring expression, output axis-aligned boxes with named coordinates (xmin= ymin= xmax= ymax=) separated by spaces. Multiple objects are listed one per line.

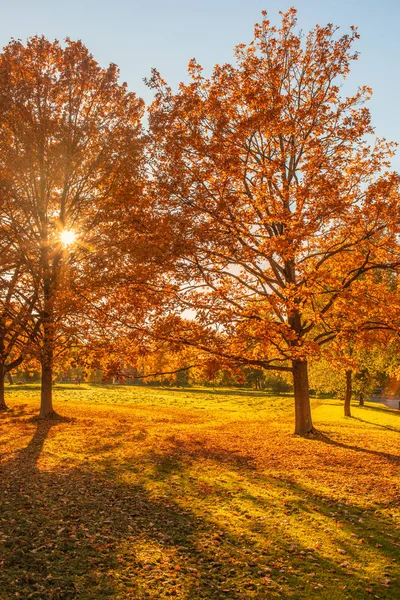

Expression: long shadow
xmin=2 ymin=405 xmax=400 ymax=600
xmin=313 ymin=432 xmax=400 ymax=464
xmin=98 ymin=433 xmax=400 ymax=596
xmin=147 ymin=436 xmax=257 ymax=481
xmin=322 ymin=400 xmax=400 ymax=416
xmin=17 ymin=419 xmax=58 ymax=468
xmin=0 ymin=447 xmax=247 ymax=599
xmin=261 ymin=475 xmax=400 ymax=566
xmin=1 ymin=424 xmax=399 ymax=600
xmin=2 ymin=448 xmax=394 ymax=600
xmin=4 ymin=383 xmax=41 ymax=392
xmin=357 ymin=403 xmax=400 ymax=417
xmin=148 ymin=386 xmax=282 ymax=399
xmin=4 ymin=414 xmax=74 ymax=468
xmin=351 ymin=416 xmax=400 ymax=433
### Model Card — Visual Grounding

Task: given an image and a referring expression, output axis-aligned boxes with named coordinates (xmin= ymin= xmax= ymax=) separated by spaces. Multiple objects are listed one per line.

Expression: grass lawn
xmin=0 ymin=384 xmax=399 ymax=599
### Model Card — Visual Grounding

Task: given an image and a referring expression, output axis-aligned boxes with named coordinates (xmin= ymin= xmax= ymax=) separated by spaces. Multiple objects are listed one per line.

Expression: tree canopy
xmin=1 ymin=11 xmax=400 ymax=434
xmin=147 ymin=8 xmax=400 ymax=434
xmin=0 ymin=36 xmax=145 ymax=416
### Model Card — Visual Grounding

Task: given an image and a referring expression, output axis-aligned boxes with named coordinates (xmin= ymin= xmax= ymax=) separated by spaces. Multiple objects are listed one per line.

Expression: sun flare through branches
xmin=60 ymin=229 xmax=77 ymax=247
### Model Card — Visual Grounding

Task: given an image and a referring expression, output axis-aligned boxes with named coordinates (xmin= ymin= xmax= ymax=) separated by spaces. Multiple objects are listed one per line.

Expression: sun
xmin=60 ymin=229 xmax=77 ymax=247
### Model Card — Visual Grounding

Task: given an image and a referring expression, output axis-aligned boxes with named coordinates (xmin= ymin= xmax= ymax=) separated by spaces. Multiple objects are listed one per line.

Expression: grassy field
xmin=0 ymin=384 xmax=399 ymax=599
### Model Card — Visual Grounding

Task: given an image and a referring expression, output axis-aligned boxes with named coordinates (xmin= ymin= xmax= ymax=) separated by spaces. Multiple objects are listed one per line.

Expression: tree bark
xmin=39 ymin=237 xmax=58 ymax=419
xmin=292 ymin=359 xmax=314 ymax=435
xmin=0 ymin=362 xmax=8 ymax=411
xmin=359 ymin=392 xmax=364 ymax=407
xmin=40 ymin=363 xmax=55 ymax=418
xmin=344 ymin=369 xmax=352 ymax=417
xmin=39 ymin=316 xmax=56 ymax=418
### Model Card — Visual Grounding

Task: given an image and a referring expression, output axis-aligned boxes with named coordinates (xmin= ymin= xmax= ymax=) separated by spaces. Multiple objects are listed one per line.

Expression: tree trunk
xmin=359 ymin=392 xmax=364 ymax=407
xmin=38 ymin=244 xmax=58 ymax=419
xmin=39 ymin=317 xmax=56 ymax=418
xmin=40 ymin=363 xmax=55 ymax=418
xmin=292 ymin=359 xmax=314 ymax=435
xmin=0 ymin=363 xmax=8 ymax=411
xmin=344 ymin=369 xmax=352 ymax=417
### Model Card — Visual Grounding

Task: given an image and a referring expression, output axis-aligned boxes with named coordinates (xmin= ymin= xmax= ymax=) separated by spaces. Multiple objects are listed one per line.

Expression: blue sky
xmin=1 ymin=0 xmax=399 ymax=166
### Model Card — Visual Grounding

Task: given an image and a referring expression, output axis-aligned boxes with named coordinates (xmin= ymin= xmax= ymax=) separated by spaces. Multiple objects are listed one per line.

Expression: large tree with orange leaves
xmin=0 ymin=37 xmax=145 ymax=417
xmin=0 ymin=209 xmax=41 ymax=409
xmin=148 ymin=9 xmax=400 ymax=435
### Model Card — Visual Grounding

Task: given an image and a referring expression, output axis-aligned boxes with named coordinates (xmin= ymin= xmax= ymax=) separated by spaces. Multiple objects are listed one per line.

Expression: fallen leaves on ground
xmin=0 ymin=385 xmax=399 ymax=599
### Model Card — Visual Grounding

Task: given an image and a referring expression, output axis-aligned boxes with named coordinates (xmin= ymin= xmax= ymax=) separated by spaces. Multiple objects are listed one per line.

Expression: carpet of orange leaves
xmin=0 ymin=386 xmax=399 ymax=599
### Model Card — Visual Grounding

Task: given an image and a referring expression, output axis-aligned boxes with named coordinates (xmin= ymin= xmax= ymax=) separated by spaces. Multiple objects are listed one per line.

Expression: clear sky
xmin=1 ymin=0 xmax=399 ymax=166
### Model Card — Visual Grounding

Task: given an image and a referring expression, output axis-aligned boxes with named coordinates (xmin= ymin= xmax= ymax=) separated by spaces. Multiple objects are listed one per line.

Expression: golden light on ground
xmin=60 ymin=229 xmax=77 ymax=247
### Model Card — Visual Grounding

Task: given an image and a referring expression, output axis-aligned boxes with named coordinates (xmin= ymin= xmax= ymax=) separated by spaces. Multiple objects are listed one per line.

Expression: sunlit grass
xmin=0 ymin=384 xmax=398 ymax=599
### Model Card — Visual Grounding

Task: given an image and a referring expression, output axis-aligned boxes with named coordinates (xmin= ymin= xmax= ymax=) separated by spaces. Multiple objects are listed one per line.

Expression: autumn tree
xmin=0 ymin=37 xmax=145 ymax=417
xmin=0 ymin=209 xmax=41 ymax=408
xmin=315 ymin=268 xmax=400 ymax=416
xmin=147 ymin=9 xmax=400 ymax=435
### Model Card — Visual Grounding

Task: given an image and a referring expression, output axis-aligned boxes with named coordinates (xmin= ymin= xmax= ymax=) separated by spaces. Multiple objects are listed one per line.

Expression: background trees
xmin=148 ymin=8 xmax=400 ymax=434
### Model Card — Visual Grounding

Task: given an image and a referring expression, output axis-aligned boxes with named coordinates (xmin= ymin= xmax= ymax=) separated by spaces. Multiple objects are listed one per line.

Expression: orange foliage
xmin=0 ymin=37 xmax=145 ymax=415
xmin=147 ymin=9 xmax=400 ymax=434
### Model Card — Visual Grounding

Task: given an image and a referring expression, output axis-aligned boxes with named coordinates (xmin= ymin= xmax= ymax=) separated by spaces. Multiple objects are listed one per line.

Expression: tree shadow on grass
xmin=16 ymin=418 xmax=61 ymax=467
xmin=4 ymin=383 xmax=41 ymax=393
xmin=156 ymin=387 xmax=281 ymax=399
xmin=359 ymin=403 xmax=400 ymax=417
xmin=350 ymin=416 xmax=400 ymax=434
xmin=311 ymin=432 xmax=400 ymax=464
xmin=4 ymin=403 xmax=31 ymax=418
xmin=98 ymin=434 xmax=400 ymax=598
xmin=280 ymin=476 xmax=400 ymax=586
xmin=2 ymin=413 xmax=75 ymax=467
xmin=0 ymin=422 xmax=256 ymax=599
xmin=249 ymin=475 xmax=400 ymax=578
xmin=1 ymin=419 xmax=399 ymax=599
xmin=322 ymin=400 xmax=400 ymax=417
xmin=149 ymin=435 xmax=257 ymax=480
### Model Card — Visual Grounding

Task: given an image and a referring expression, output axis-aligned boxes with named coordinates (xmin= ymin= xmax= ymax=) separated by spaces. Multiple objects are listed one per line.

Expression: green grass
xmin=0 ymin=384 xmax=399 ymax=599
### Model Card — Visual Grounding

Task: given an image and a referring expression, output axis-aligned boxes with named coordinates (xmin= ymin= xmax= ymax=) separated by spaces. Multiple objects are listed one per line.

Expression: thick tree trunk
xmin=344 ymin=369 xmax=352 ymax=417
xmin=292 ymin=359 xmax=314 ymax=435
xmin=39 ymin=317 xmax=56 ymax=418
xmin=359 ymin=392 xmax=364 ymax=407
xmin=0 ymin=363 xmax=8 ymax=411
xmin=40 ymin=363 xmax=54 ymax=418
xmin=38 ymin=242 xmax=59 ymax=419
